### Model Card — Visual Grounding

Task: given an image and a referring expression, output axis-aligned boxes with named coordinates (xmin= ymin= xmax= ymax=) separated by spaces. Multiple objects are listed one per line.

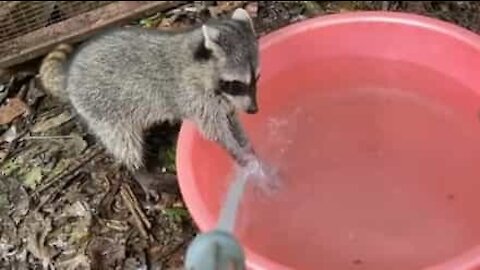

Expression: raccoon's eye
xmin=219 ymin=80 xmax=249 ymax=96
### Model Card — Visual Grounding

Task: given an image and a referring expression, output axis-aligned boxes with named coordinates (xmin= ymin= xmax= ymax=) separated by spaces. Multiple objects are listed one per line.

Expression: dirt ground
xmin=1 ymin=1 xmax=480 ymax=269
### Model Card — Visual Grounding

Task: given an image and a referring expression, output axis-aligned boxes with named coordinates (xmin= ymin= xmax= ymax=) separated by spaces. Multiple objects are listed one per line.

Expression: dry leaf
xmin=26 ymin=215 xmax=57 ymax=269
xmin=23 ymin=167 xmax=43 ymax=189
xmin=31 ymin=111 xmax=72 ymax=133
xmin=89 ymin=238 xmax=126 ymax=269
xmin=57 ymin=253 xmax=90 ymax=270
xmin=209 ymin=1 xmax=245 ymax=18
xmin=63 ymin=133 xmax=88 ymax=156
xmin=9 ymin=185 xmax=30 ymax=224
xmin=0 ymin=98 xmax=29 ymax=125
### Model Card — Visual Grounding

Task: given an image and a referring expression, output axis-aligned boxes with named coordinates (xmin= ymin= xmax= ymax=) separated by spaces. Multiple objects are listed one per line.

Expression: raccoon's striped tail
xmin=38 ymin=43 xmax=73 ymax=102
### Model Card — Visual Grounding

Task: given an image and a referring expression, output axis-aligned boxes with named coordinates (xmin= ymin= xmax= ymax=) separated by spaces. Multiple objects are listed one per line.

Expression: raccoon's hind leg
xmin=131 ymin=168 xmax=178 ymax=202
xmin=92 ymin=122 xmax=175 ymax=201
xmin=138 ymin=121 xmax=180 ymax=198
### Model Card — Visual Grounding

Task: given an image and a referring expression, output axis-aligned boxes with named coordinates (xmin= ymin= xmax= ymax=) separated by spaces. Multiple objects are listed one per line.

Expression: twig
xmin=34 ymin=172 xmax=86 ymax=211
xmin=120 ymin=183 xmax=152 ymax=241
xmin=20 ymin=135 xmax=77 ymax=141
xmin=32 ymin=147 xmax=104 ymax=196
xmin=0 ymin=129 xmax=30 ymax=165
xmin=123 ymin=183 xmax=151 ymax=229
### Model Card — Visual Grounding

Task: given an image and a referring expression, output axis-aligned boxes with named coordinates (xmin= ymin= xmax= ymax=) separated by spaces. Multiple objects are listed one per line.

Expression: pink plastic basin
xmin=177 ymin=12 xmax=480 ymax=270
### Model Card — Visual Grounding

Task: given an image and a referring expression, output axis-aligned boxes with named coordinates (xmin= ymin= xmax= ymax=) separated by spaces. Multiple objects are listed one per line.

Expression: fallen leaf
xmin=0 ymin=215 xmax=18 ymax=258
xmin=157 ymin=13 xmax=193 ymax=30
xmin=23 ymin=167 xmax=43 ymax=189
xmin=9 ymin=185 xmax=30 ymax=224
xmin=26 ymin=215 xmax=57 ymax=269
xmin=57 ymin=253 xmax=90 ymax=270
xmin=88 ymin=238 xmax=126 ymax=269
xmin=62 ymin=133 xmax=88 ymax=157
xmin=50 ymin=158 xmax=71 ymax=177
xmin=31 ymin=111 xmax=72 ymax=133
xmin=139 ymin=13 xmax=163 ymax=28
xmin=209 ymin=1 xmax=245 ymax=18
xmin=0 ymin=98 xmax=29 ymax=125
xmin=62 ymin=201 xmax=91 ymax=218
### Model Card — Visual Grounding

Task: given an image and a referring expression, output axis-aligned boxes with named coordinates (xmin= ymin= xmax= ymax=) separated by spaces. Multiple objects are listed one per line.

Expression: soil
xmin=1 ymin=1 xmax=480 ymax=269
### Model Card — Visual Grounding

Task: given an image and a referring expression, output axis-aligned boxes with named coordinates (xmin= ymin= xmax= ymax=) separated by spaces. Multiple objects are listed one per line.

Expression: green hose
xmin=184 ymin=162 xmax=254 ymax=270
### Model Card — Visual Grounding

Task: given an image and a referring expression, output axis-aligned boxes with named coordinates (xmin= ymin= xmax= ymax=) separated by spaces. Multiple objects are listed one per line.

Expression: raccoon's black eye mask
xmin=219 ymin=80 xmax=250 ymax=96
xmin=218 ymin=71 xmax=260 ymax=96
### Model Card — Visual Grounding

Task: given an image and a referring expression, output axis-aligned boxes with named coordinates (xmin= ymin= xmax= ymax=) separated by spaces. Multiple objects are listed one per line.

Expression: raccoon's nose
xmin=246 ymin=106 xmax=258 ymax=114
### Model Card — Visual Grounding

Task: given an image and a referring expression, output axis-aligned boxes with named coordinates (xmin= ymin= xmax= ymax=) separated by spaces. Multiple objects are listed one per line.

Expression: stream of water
xmin=217 ymin=158 xmax=279 ymax=232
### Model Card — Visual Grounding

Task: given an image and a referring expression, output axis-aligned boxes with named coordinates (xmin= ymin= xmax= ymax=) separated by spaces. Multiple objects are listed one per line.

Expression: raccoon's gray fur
xmin=39 ymin=9 xmax=260 ymax=181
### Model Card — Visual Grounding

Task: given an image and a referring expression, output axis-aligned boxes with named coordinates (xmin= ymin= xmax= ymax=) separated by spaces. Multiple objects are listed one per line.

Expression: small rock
xmin=0 ymin=124 xmax=18 ymax=143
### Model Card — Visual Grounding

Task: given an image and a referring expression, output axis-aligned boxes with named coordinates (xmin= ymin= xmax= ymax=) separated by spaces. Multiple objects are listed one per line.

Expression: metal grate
xmin=0 ymin=1 xmax=113 ymax=43
xmin=0 ymin=1 xmax=182 ymax=69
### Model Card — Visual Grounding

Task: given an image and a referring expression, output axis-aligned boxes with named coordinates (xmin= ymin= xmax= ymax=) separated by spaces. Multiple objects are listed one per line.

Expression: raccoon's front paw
xmin=243 ymin=157 xmax=283 ymax=195
xmin=237 ymin=152 xmax=256 ymax=168
xmin=257 ymin=163 xmax=283 ymax=195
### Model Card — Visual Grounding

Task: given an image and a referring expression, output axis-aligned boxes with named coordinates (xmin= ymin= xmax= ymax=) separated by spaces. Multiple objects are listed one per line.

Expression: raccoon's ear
xmin=194 ymin=25 xmax=219 ymax=61
xmin=202 ymin=24 xmax=220 ymax=50
xmin=232 ymin=8 xmax=255 ymax=32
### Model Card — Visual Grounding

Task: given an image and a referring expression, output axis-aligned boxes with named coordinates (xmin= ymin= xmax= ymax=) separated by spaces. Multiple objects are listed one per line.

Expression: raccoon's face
xmin=200 ymin=8 xmax=260 ymax=114
xmin=219 ymin=68 xmax=259 ymax=114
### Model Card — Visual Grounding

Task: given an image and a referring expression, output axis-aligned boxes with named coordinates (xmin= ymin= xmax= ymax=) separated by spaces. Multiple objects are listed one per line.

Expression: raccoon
xmin=38 ymin=8 xmax=261 ymax=198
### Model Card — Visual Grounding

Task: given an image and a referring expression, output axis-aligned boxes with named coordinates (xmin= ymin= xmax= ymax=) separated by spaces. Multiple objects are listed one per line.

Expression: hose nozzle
xmin=184 ymin=229 xmax=245 ymax=270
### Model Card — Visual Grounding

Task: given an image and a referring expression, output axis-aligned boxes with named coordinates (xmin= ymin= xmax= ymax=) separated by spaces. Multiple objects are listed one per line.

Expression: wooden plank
xmin=0 ymin=1 xmax=185 ymax=69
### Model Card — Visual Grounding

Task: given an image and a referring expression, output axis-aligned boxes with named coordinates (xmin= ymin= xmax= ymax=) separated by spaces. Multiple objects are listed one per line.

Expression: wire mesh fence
xmin=0 ymin=1 xmax=114 ymax=43
xmin=0 ymin=1 xmax=180 ymax=69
